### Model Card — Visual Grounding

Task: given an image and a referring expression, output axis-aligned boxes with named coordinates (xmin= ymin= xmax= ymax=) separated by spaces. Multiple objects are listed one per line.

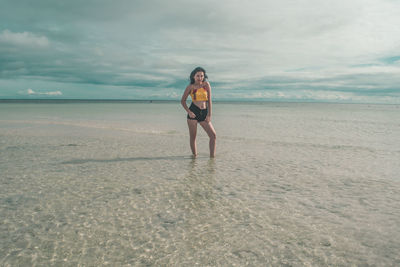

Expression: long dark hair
xmin=189 ymin=67 xmax=208 ymax=84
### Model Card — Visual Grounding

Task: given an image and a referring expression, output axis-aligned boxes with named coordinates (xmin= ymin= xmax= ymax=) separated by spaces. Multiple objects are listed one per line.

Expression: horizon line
xmin=0 ymin=98 xmax=398 ymax=105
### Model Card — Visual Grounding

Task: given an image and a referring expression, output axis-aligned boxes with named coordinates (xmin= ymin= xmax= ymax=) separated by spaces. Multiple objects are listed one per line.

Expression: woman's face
xmin=194 ymin=71 xmax=204 ymax=83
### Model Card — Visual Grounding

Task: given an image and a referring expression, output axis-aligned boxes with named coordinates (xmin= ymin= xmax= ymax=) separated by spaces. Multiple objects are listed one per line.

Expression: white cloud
xmin=23 ymin=88 xmax=62 ymax=96
xmin=219 ymin=89 xmax=400 ymax=104
xmin=0 ymin=30 xmax=49 ymax=48
xmin=137 ymin=0 xmax=400 ymax=86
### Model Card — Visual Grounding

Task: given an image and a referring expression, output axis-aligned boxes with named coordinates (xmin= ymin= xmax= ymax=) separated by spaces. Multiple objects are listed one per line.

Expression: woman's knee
xmin=210 ymin=132 xmax=216 ymax=140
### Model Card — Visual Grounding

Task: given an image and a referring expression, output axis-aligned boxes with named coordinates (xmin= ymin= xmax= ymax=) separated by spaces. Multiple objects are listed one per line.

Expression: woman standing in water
xmin=181 ymin=67 xmax=216 ymax=158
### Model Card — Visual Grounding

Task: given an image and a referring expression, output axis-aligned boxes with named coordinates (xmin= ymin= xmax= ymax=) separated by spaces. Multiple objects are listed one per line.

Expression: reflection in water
xmin=183 ymin=158 xmax=216 ymax=210
xmin=174 ymin=158 xmax=220 ymax=260
xmin=61 ymin=155 xmax=191 ymax=164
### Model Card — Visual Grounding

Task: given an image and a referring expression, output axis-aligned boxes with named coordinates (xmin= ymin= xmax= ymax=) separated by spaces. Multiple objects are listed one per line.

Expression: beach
xmin=1 ymin=101 xmax=400 ymax=265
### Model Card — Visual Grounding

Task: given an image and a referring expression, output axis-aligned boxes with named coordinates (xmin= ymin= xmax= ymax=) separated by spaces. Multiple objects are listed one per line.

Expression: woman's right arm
xmin=181 ymin=85 xmax=196 ymax=118
xmin=181 ymin=85 xmax=191 ymax=113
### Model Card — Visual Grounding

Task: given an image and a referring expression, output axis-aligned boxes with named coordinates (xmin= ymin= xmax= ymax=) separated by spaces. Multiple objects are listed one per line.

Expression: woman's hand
xmin=188 ymin=111 xmax=196 ymax=119
xmin=205 ymin=115 xmax=211 ymax=122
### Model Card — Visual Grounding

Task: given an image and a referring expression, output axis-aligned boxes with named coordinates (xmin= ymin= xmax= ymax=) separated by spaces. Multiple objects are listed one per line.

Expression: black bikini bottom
xmin=187 ymin=102 xmax=208 ymax=122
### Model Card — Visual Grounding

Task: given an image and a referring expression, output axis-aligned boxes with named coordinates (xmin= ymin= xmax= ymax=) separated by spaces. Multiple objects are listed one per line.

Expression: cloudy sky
xmin=1 ymin=0 xmax=399 ymax=103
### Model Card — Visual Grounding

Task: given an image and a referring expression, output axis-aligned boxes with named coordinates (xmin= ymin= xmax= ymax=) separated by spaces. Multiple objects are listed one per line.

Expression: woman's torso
xmin=190 ymin=85 xmax=208 ymax=109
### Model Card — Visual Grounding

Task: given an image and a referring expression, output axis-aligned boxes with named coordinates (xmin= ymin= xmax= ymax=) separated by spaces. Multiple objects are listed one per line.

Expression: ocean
xmin=1 ymin=101 xmax=399 ymax=266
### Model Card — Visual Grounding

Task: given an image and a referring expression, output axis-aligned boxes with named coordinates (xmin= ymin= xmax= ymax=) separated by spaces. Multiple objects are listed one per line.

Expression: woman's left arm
xmin=206 ymin=82 xmax=212 ymax=122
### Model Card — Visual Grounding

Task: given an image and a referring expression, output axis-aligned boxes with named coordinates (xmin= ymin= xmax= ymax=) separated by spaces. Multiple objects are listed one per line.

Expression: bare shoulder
xmin=185 ymin=84 xmax=193 ymax=92
xmin=205 ymin=81 xmax=211 ymax=90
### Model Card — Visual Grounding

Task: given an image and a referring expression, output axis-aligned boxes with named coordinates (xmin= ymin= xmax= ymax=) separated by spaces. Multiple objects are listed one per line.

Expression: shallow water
xmin=1 ymin=101 xmax=400 ymax=266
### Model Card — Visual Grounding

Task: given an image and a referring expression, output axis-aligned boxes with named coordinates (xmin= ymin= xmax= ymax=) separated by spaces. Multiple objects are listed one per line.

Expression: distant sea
xmin=1 ymin=100 xmax=399 ymax=265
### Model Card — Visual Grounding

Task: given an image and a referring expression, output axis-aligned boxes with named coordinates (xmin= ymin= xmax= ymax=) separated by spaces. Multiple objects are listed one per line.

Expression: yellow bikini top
xmin=190 ymin=87 xmax=208 ymax=101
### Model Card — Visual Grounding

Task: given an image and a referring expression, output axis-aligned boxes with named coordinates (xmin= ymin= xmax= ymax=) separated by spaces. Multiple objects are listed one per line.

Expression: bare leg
xmin=187 ymin=119 xmax=198 ymax=157
xmin=200 ymin=121 xmax=216 ymax=157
